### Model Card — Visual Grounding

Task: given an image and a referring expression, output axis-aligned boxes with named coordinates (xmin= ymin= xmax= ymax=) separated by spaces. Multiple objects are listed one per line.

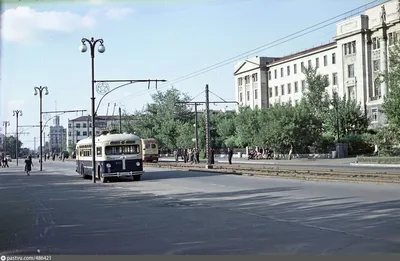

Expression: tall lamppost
xmin=79 ymin=37 xmax=106 ymax=183
xmin=2 ymin=121 xmax=10 ymax=156
xmin=13 ymin=110 xmax=22 ymax=166
xmin=34 ymin=86 xmax=49 ymax=171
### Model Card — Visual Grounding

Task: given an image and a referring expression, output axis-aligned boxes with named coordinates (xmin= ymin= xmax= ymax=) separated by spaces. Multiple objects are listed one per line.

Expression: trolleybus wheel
xmin=98 ymin=166 xmax=107 ymax=183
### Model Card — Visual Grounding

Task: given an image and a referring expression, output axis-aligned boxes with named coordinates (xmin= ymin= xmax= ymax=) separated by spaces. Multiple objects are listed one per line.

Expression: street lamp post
xmin=80 ymin=37 xmax=106 ymax=183
xmin=34 ymin=86 xmax=49 ymax=171
xmin=2 ymin=121 xmax=10 ymax=156
xmin=12 ymin=110 xmax=22 ymax=165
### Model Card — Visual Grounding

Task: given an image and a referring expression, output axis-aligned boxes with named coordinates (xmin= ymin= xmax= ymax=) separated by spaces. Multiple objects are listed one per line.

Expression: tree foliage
xmin=2 ymin=136 xmax=23 ymax=158
xmin=382 ymin=41 xmax=400 ymax=138
xmin=120 ymin=67 xmax=378 ymax=155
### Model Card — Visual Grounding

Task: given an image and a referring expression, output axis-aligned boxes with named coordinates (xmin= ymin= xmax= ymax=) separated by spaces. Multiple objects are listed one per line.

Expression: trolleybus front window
xmin=105 ymin=145 xmax=140 ymax=155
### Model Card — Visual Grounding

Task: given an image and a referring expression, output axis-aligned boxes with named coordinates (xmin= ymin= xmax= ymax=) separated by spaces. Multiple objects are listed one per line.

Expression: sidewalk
xmin=159 ymin=157 xmax=357 ymax=165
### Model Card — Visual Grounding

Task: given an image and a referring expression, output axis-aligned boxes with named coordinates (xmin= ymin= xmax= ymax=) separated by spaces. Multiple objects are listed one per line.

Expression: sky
xmin=1 ymin=0 xmax=377 ymax=149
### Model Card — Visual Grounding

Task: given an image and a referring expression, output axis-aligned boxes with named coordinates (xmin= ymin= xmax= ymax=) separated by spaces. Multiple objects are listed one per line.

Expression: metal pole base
xmin=205 ymin=164 xmax=214 ymax=169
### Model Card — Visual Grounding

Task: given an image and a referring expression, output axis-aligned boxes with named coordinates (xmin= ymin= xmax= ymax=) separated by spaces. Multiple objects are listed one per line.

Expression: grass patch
xmin=356 ymin=156 xmax=400 ymax=164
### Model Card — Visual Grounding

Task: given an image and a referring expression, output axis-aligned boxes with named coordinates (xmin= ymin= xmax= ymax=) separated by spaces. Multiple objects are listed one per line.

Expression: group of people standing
xmin=174 ymin=148 xmax=201 ymax=164
xmin=172 ymin=148 xmax=235 ymax=165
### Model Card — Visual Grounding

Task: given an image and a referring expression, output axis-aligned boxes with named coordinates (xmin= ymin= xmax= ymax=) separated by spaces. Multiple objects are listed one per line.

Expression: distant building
xmin=67 ymin=115 xmax=127 ymax=146
xmin=234 ymin=0 xmax=400 ymax=128
xmin=48 ymin=116 xmax=67 ymax=153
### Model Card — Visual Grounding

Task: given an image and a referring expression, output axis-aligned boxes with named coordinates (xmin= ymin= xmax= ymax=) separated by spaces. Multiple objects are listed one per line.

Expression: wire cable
xmin=109 ymin=0 xmax=389 ymax=103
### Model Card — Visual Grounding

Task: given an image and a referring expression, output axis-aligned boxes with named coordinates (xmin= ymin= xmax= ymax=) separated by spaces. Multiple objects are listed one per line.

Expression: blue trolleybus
xmin=75 ymin=133 xmax=144 ymax=183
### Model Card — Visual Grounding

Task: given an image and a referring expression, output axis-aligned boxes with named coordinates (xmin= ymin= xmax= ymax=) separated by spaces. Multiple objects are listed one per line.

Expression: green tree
xmin=3 ymin=136 xmax=23 ymax=158
xmin=234 ymin=106 xmax=261 ymax=147
xmin=325 ymin=92 xmax=370 ymax=140
xmin=302 ymin=66 xmax=330 ymax=117
xmin=68 ymin=142 xmax=76 ymax=153
xmin=123 ymin=87 xmax=193 ymax=149
xmin=382 ymin=41 xmax=400 ymax=138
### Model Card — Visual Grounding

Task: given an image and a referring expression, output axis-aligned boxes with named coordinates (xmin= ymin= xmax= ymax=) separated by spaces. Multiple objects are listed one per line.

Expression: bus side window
xmin=96 ymin=147 xmax=102 ymax=156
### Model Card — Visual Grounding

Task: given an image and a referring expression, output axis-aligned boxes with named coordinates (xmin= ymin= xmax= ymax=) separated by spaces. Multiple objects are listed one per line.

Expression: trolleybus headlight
xmin=136 ymin=162 xmax=141 ymax=167
xmin=106 ymin=163 xmax=111 ymax=168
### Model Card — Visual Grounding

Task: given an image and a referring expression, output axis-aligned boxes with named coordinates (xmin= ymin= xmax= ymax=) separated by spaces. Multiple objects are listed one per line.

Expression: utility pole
xmin=13 ymin=110 xmax=23 ymax=165
xmin=119 ymin=107 xmax=122 ymax=133
xmin=194 ymin=103 xmax=199 ymax=149
xmin=204 ymin=84 xmax=212 ymax=168
xmin=2 ymin=121 xmax=10 ymax=156
xmin=175 ymin=84 xmax=238 ymax=169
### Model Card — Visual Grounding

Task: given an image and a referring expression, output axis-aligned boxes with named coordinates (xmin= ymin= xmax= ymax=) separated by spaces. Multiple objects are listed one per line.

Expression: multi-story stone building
xmin=67 ymin=115 xmax=124 ymax=146
xmin=234 ymin=0 xmax=400 ymax=128
xmin=48 ymin=116 xmax=67 ymax=153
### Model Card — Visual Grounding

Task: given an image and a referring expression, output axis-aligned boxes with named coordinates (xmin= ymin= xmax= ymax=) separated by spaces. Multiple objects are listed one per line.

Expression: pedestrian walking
xmin=24 ymin=156 xmax=34 ymax=176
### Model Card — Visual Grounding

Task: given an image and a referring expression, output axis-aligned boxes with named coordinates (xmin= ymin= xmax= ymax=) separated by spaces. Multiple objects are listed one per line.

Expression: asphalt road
xmin=159 ymin=157 xmax=400 ymax=173
xmin=1 ymin=160 xmax=400 ymax=255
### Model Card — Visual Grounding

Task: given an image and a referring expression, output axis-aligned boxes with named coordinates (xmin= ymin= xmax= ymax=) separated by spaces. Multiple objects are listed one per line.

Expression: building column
xmin=380 ymin=26 xmax=389 ymax=98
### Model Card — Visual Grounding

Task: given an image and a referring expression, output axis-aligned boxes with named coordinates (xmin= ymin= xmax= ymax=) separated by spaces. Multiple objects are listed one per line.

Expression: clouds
xmin=105 ymin=7 xmax=134 ymax=20
xmin=2 ymin=5 xmax=134 ymax=45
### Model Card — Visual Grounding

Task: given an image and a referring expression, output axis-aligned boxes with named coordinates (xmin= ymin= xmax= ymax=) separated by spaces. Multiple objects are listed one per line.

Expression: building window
xmin=316 ymin=57 xmax=319 ymax=68
xmin=295 ymin=100 xmax=298 ymax=106
xmin=275 ymin=86 xmax=278 ymax=96
xmin=268 ymin=71 xmax=271 ymax=80
xmin=239 ymin=92 xmax=243 ymax=102
xmin=287 ymin=66 xmax=290 ymax=76
xmin=332 ymin=73 xmax=338 ymax=85
xmin=269 ymin=87 xmax=273 ymax=97
xmin=238 ymin=78 xmax=243 ymax=86
xmin=344 ymin=41 xmax=356 ymax=55
xmin=280 ymin=68 xmax=284 ymax=77
xmin=274 ymin=69 xmax=277 ymax=79
xmin=389 ymin=32 xmax=398 ymax=46
xmin=252 ymin=73 xmax=258 ymax=82
xmin=374 ymin=78 xmax=382 ymax=98
xmin=308 ymin=60 xmax=312 ymax=68
xmin=68 ymin=123 xmax=72 ymax=128
xmin=76 ymin=131 xmax=80 ymax=136
xmin=301 ymin=62 xmax=305 ymax=72
xmin=68 ymin=132 xmax=71 ymax=136
xmin=324 ymin=55 xmax=328 ymax=66
xmin=372 ymin=37 xmax=380 ymax=50
xmin=294 ymin=64 xmax=297 ymax=74
xmin=254 ymin=89 xmax=258 ymax=99
xmin=288 ymin=99 xmax=292 ymax=106
xmin=83 ymin=131 xmax=87 ymax=136
xmin=287 ymin=83 xmax=291 ymax=94
xmin=348 ymin=64 xmax=354 ymax=78
xmin=371 ymin=108 xmax=378 ymax=122
xmin=281 ymin=84 xmax=285 ymax=95
xmin=373 ymin=60 xmax=380 ymax=72
xmin=348 ymin=86 xmax=355 ymax=100
xmin=294 ymin=81 xmax=298 ymax=93
xmin=301 ymin=80 xmax=306 ymax=91
xmin=244 ymin=75 xmax=250 ymax=84
xmin=82 ymin=123 xmax=87 ymax=128
xmin=76 ymin=123 xmax=80 ymax=128
xmin=332 ymin=53 xmax=336 ymax=64
xmin=247 ymin=91 xmax=250 ymax=101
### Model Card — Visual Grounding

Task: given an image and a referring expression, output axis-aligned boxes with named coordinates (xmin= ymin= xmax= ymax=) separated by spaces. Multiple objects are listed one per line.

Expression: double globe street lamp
xmin=34 ymin=86 xmax=49 ymax=171
xmin=79 ymin=37 xmax=106 ymax=183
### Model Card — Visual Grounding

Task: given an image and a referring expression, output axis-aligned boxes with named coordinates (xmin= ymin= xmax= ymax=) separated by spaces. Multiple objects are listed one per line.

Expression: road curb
xmin=350 ymin=163 xmax=400 ymax=168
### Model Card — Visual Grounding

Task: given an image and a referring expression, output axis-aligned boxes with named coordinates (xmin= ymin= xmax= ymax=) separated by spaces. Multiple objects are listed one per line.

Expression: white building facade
xmin=67 ymin=115 xmax=122 ymax=146
xmin=234 ymin=0 xmax=400 ymax=128
xmin=48 ymin=116 xmax=67 ymax=153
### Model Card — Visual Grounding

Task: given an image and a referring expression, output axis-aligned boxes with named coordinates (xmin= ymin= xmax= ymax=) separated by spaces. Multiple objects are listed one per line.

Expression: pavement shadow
xmin=1 ymin=171 xmax=400 ymax=254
